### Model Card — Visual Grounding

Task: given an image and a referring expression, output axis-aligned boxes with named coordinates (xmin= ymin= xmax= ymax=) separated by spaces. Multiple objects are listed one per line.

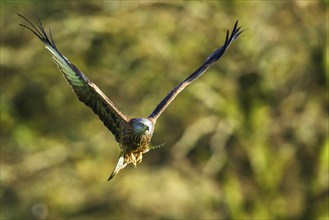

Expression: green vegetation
xmin=1 ymin=1 xmax=327 ymax=219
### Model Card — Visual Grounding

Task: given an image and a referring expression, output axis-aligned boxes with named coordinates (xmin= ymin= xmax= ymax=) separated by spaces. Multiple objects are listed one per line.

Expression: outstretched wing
xmin=148 ymin=20 xmax=243 ymax=122
xmin=18 ymin=14 xmax=129 ymax=142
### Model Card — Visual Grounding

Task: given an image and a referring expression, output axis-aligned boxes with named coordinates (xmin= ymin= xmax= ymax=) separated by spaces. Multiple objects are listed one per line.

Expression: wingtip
xmin=17 ymin=13 xmax=26 ymax=19
xmin=233 ymin=19 xmax=238 ymax=31
xmin=235 ymin=19 xmax=245 ymax=36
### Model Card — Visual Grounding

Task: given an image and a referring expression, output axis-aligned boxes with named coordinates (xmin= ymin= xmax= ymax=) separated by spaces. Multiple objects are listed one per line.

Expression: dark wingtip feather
xmin=225 ymin=19 xmax=245 ymax=49
xmin=202 ymin=20 xmax=243 ymax=65
xmin=18 ymin=14 xmax=58 ymax=51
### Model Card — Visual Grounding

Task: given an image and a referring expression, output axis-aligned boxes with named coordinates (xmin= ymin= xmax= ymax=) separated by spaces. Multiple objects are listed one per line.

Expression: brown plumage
xmin=19 ymin=14 xmax=243 ymax=181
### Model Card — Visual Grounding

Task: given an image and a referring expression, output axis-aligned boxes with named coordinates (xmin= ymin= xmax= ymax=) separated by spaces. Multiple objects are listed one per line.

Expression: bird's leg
xmin=130 ymin=152 xmax=137 ymax=166
xmin=127 ymin=151 xmax=144 ymax=166
xmin=136 ymin=152 xmax=143 ymax=164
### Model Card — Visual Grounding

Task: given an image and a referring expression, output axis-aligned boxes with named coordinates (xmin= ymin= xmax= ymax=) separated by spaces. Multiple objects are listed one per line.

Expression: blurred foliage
xmin=1 ymin=1 xmax=328 ymax=220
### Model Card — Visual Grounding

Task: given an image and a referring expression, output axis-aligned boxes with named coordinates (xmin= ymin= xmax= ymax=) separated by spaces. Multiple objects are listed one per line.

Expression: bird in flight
xmin=19 ymin=14 xmax=243 ymax=181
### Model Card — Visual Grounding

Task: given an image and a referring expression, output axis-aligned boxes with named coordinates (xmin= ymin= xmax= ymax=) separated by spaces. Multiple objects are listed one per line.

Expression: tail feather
xmin=108 ymin=152 xmax=127 ymax=181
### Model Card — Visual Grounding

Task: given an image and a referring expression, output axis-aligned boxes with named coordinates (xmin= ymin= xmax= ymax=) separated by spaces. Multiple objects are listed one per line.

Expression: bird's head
xmin=132 ymin=118 xmax=154 ymax=135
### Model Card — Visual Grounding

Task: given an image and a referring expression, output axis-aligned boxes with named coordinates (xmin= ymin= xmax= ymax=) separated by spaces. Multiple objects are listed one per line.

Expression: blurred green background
xmin=1 ymin=1 xmax=328 ymax=219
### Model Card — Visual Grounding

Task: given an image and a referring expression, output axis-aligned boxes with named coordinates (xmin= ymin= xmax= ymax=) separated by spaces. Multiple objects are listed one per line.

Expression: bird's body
xmin=106 ymin=117 xmax=154 ymax=180
xmin=120 ymin=118 xmax=154 ymax=165
xmin=19 ymin=14 xmax=243 ymax=181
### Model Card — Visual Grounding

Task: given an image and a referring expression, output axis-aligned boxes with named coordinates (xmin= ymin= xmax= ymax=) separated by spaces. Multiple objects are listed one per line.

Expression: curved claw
xmin=108 ymin=152 xmax=127 ymax=181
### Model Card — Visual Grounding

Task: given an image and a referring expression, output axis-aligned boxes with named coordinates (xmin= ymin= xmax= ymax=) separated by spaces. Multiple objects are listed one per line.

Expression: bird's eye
xmin=139 ymin=122 xmax=144 ymax=127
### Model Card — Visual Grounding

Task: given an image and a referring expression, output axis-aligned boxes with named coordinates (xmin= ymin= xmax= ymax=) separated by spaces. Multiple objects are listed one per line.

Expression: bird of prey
xmin=19 ymin=14 xmax=243 ymax=181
